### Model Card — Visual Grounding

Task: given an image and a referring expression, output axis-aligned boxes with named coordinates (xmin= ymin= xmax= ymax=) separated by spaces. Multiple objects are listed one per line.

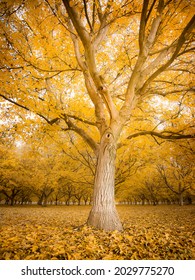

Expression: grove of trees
xmin=0 ymin=0 xmax=194 ymax=231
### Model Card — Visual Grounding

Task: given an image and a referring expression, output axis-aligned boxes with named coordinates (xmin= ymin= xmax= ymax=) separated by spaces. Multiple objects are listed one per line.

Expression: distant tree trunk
xmin=186 ymin=196 xmax=192 ymax=205
xmin=2 ymin=189 xmax=19 ymax=206
xmin=65 ymin=198 xmax=70 ymax=205
xmin=5 ymin=198 xmax=9 ymax=205
xmin=75 ymin=195 xmax=82 ymax=205
xmin=10 ymin=196 xmax=15 ymax=206
xmin=43 ymin=189 xmax=54 ymax=206
xmin=37 ymin=193 xmax=44 ymax=205
xmin=87 ymin=131 xmax=123 ymax=231
xmin=83 ymin=197 xmax=89 ymax=205
xmin=179 ymin=192 xmax=184 ymax=206
xmin=43 ymin=197 xmax=47 ymax=206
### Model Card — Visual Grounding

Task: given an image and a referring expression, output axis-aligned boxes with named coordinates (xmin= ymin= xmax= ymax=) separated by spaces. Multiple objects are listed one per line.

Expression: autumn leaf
xmin=0 ymin=0 xmax=194 ymax=233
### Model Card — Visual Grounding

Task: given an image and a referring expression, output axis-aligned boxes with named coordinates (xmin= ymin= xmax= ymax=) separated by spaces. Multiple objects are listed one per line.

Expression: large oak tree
xmin=0 ymin=0 xmax=194 ymax=230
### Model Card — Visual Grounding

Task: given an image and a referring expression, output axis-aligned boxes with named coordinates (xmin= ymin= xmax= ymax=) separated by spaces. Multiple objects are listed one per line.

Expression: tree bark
xmin=87 ymin=130 xmax=123 ymax=231
xmin=37 ymin=193 xmax=44 ymax=205
xmin=179 ymin=192 xmax=184 ymax=206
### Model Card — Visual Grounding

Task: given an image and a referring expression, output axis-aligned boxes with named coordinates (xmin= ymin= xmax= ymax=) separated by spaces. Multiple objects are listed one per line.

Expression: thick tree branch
xmin=0 ymin=93 xmax=60 ymax=125
xmin=0 ymin=93 xmax=99 ymax=152
xmin=146 ymin=0 xmax=157 ymax=23
xmin=83 ymin=0 xmax=93 ymax=32
xmin=140 ymin=15 xmax=195 ymax=94
xmin=120 ymin=0 xmax=164 ymax=120
xmin=127 ymin=130 xmax=195 ymax=140
xmin=66 ymin=114 xmax=96 ymax=126
xmin=0 ymin=94 xmax=30 ymax=112
xmin=84 ymin=74 xmax=108 ymax=131
xmin=146 ymin=0 xmax=164 ymax=48
xmin=67 ymin=19 xmax=86 ymax=71
xmin=65 ymin=17 xmax=107 ymax=134
xmin=63 ymin=0 xmax=119 ymax=122
xmin=139 ymin=0 xmax=149 ymax=53
xmin=62 ymin=0 xmax=90 ymax=46
xmin=62 ymin=114 xmax=99 ymax=153
xmin=138 ymin=44 xmax=175 ymax=90
xmin=93 ymin=9 xmax=108 ymax=49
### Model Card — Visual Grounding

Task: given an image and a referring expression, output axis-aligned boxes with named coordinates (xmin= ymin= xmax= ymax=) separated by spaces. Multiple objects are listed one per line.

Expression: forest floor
xmin=0 ymin=205 xmax=194 ymax=260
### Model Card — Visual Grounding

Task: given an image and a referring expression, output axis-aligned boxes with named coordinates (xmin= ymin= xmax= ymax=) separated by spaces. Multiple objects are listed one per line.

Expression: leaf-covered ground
xmin=0 ymin=205 xmax=194 ymax=260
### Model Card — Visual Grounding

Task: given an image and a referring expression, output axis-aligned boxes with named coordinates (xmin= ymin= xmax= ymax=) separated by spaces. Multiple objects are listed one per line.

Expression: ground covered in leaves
xmin=0 ymin=205 xmax=194 ymax=260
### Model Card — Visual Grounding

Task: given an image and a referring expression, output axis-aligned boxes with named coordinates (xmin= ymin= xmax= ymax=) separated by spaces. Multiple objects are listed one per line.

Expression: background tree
xmin=157 ymin=154 xmax=194 ymax=206
xmin=0 ymin=143 xmax=33 ymax=205
xmin=0 ymin=0 xmax=194 ymax=230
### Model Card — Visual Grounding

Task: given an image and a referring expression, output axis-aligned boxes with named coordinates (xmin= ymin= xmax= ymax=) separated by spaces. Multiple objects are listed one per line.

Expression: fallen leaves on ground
xmin=0 ymin=205 xmax=194 ymax=260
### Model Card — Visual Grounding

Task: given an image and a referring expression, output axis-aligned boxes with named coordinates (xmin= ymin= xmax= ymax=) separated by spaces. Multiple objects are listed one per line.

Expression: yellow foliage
xmin=0 ymin=205 xmax=194 ymax=260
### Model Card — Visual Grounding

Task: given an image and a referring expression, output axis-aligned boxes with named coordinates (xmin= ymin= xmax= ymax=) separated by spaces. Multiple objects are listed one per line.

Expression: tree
xmin=0 ymin=0 xmax=194 ymax=230
xmin=157 ymin=155 xmax=194 ymax=206
xmin=58 ymin=179 xmax=75 ymax=205
xmin=0 ymin=143 xmax=33 ymax=205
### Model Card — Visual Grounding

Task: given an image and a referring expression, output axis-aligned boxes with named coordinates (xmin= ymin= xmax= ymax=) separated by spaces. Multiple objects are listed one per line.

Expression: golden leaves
xmin=0 ymin=205 xmax=194 ymax=260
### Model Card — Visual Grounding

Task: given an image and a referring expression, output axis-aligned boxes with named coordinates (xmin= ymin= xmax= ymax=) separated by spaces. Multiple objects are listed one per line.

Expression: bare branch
xmin=0 ymin=94 xmax=30 ymax=112
xmin=0 ymin=92 xmax=99 ymax=153
xmin=62 ymin=115 xmax=99 ymax=153
xmin=83 ymin=0 xmax=93 ymax=32
xmin=127 ymin=130 xmax=195 ymax=140
xmin=66 ymin=114 xmax=96 ymax=126
xmin=0 ymin=93 xmax=59 ymax=125
xmin=139 ymin=0 xmax=149 ymax=53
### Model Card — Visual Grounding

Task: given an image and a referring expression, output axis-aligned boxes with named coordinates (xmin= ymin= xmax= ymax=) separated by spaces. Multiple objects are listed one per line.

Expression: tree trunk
xmin=179 ymin=192 xmax=184 ymax=206
xmin=43 ymin=195 xmax=48 ymax=206
xmin=10 ymin=196 xmax=14 ymax=206
xmin=55 ymin=197 xmax=58 ymax=205
xmin=37 ymin=193 xmax=44 ymax=205
xmin=87 ymin=130 xmax=123 ymax=231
